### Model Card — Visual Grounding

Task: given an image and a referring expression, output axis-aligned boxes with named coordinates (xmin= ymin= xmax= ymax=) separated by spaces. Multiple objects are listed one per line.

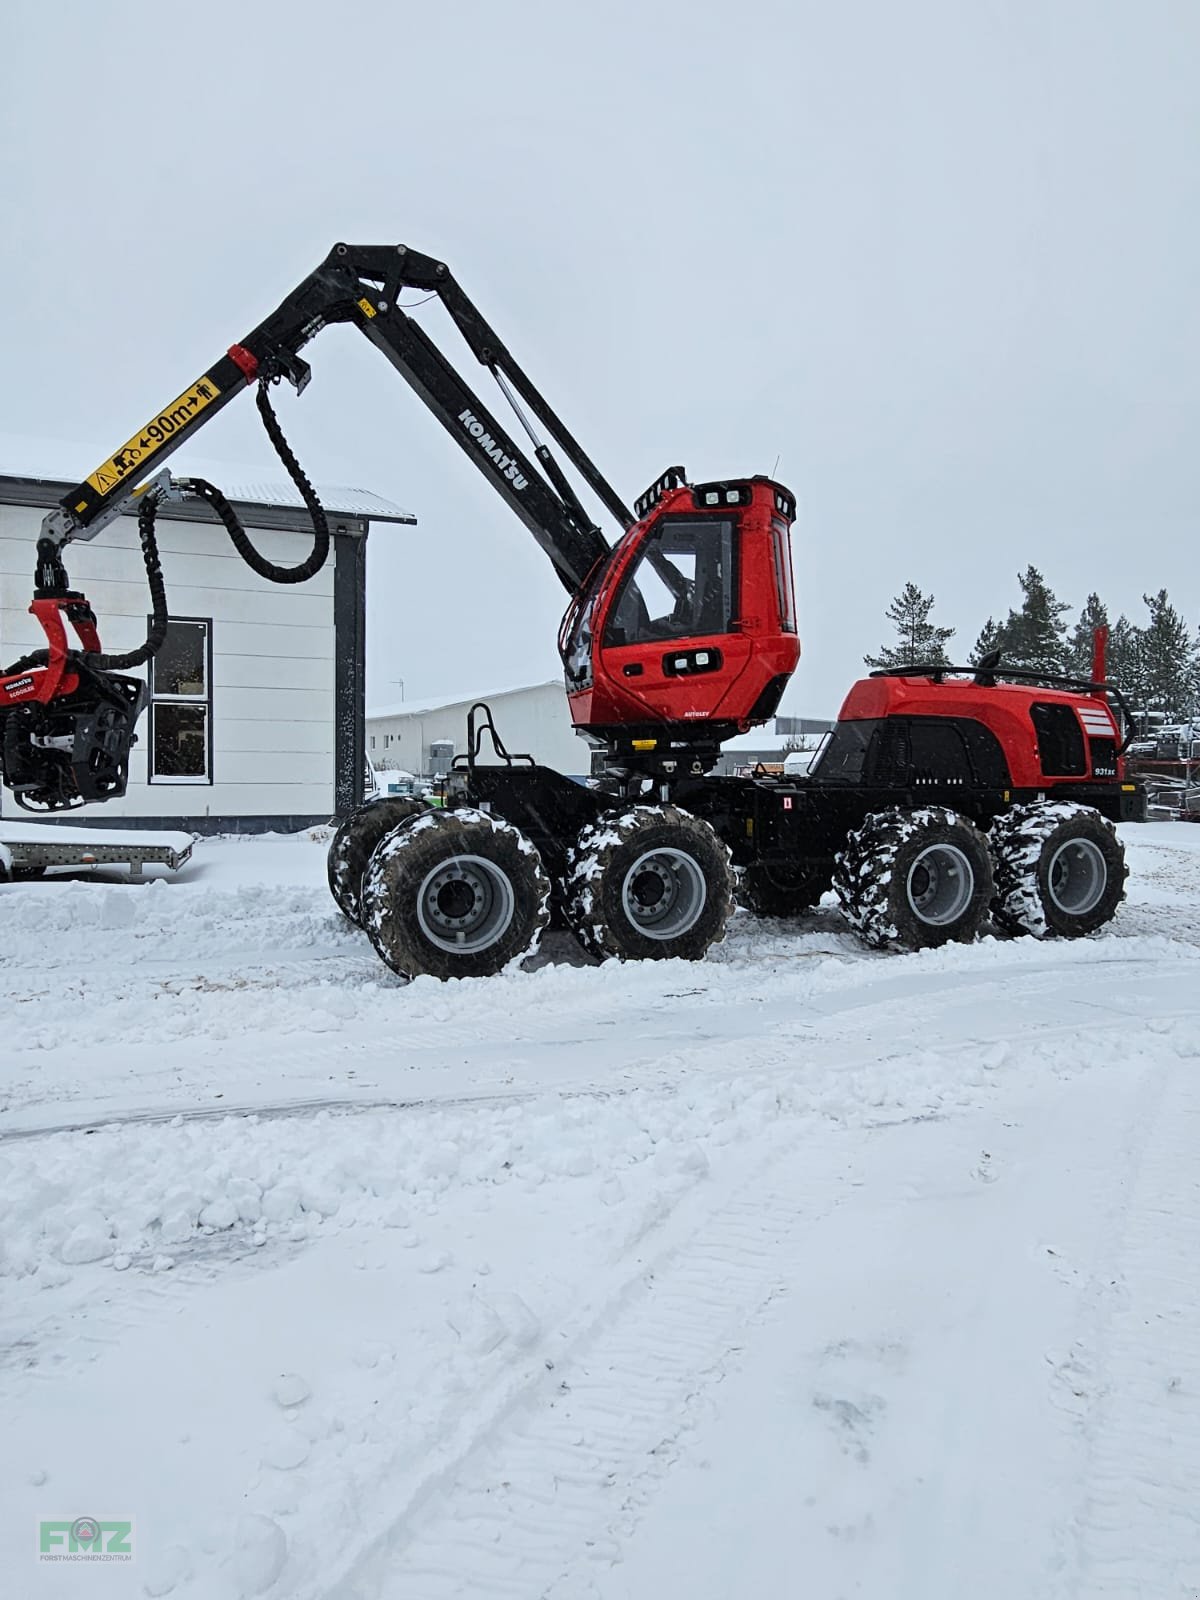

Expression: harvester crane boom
xmin=4 ymin=242 xmax=646 ymax=812
xmin=41 ymin=242 xmax=631 ymax=595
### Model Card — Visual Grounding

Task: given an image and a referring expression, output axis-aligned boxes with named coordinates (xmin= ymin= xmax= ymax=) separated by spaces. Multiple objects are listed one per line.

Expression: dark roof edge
xmin=0 ymin=474 xmax=416 ymax=534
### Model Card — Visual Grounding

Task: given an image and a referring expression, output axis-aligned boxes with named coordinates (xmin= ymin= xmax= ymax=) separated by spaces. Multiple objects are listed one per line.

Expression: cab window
xmin=603 ymin=518 xmax=735 ymax=647
xmin=771 ymin=517 xmax=797 ymax=634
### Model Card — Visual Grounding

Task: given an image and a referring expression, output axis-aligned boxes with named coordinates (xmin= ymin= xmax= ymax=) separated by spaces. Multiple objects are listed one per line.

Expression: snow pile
xmin=0 ymin=876 xmax=358 ymax=970
xmin=7 ymin=1011 xmax=1193 ymax=1284
xmin=0 ymin=1079 xmax=778 ymax=1280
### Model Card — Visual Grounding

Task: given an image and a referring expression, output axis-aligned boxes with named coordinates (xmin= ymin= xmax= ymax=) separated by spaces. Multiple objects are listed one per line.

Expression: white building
xmin=367 ymin=688 xmax=834 ymax=783
xmin=1 ymin=450 xmax=414 ymax=831
xmin=714 ymin=714 xmax=836 ymax=776
xmin=367 ymin=679 xmax=586 ymax=779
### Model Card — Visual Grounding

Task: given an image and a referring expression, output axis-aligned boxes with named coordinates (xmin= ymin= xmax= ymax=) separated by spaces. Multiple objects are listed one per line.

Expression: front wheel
xmin=565 ymin=804 xmax=735 ymax=963
xmin=989 ymin=802 xmax=1126 ymax=938
xmin=360 ymin=807 xmax=550 ymax=980
xmin=833 ymin=806 xmax=994 ymax=951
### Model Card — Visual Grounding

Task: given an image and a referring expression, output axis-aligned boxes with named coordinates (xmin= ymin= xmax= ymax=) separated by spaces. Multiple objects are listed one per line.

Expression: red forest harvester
xmin=0 ymin=243 xmax=1146 ymax=975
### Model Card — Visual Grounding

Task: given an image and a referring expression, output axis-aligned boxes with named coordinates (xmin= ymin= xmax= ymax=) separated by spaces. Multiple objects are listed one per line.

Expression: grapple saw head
xmin=0 ymin=595 xmax=146 ymax=813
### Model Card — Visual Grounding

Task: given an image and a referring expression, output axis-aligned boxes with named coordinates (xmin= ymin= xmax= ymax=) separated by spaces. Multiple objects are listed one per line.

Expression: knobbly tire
xmin=327 ymin=797 xmax=427 ymax=926
xmin=738 ymin=861 xmax=830 ymax=919
xmin=833 ymin=805 xmax=994 ymax=951
xmin=565 ymin=804 xmax=735 ymax=963
xmin=989 ymin=801 xmax=1127 ymax=938
xmin=360 ymin=807 xmax=550 ymax=980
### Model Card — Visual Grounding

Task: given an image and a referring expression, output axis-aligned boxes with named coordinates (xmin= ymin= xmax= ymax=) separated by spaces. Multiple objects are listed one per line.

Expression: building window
xmin=370 ymin=735 xmax=376 ymax=750
xmin=149 ymin=617 xmax=212 ymax=784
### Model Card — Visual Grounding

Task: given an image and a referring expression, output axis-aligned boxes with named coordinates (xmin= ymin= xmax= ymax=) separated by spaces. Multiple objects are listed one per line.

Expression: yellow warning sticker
xmin=357 ymin=297 xmax=378 ymax=318
xmin=85 ymin=375 xmax=222 ymax=498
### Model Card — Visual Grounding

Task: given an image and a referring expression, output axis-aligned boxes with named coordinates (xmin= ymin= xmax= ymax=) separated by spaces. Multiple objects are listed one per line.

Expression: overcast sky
xmin=3 ymin=0 xmax=1198 ymax=717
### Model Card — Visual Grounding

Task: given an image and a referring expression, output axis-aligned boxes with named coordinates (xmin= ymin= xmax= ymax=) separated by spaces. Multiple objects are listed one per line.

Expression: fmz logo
xmin=39 ymin=1518 xmax=133 ymax=1561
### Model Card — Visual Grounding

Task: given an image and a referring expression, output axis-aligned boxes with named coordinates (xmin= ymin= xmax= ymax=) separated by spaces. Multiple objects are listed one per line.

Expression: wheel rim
xmin=620 ymin=848 xmax=707 ymax=940
xmin=416 ymin=853 xmax=515 ymax=954
xmin=1047 ymin=837 xmax=1107 ymax=916
xmin=905 ymin=842 xmax=974 ymax=926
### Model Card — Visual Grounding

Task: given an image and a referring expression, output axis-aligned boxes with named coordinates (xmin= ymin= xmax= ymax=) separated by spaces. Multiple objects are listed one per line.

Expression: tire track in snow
xmin=4 ymin=957 xmax=1196 ymax=1144
xmin=317 ymin=1126 xmax=855 ymax=1600
xmin=1065 ymin=1048 xmax=1200 ymax=1599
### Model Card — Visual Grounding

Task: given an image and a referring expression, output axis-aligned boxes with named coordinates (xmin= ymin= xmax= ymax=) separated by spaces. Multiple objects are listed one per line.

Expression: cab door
xmin=594 ymin=513 xmax=754 ymax=723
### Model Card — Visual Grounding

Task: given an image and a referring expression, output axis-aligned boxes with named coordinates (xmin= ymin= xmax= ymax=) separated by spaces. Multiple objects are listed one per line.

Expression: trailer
xmin=0 ymin=821 xmax=194 ymax=881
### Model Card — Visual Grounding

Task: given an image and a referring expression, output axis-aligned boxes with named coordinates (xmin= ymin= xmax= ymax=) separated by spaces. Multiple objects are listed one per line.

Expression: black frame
xmin=451 ymin=754 xmax=1147 ymax=914
xmin=448 ymin=699 xmax=1145 ymax=917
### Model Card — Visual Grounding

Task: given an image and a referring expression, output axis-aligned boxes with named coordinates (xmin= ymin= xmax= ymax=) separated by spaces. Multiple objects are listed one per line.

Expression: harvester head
xmin=0 ymin=661 xmax=146 ymax=812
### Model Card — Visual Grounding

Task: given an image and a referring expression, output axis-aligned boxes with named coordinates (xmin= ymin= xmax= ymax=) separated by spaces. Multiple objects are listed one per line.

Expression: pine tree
xmin=1107 ymin=614 xmax=1148 ymax=718
xmin=970 ymin=616 xmax=1006 ymax=666
xmin=999 ymin=566 xmax=1070 ymax=678
xmin=1068 ymin=593 xmax=1109 ymax=680
xmin=1138 ymin=589 xmax=1199 ymax=721
xmin=864 ymin=582 xmax=956 ymax=670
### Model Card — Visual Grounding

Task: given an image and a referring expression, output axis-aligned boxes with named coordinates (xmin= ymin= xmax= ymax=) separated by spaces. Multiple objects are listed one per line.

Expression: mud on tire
xmin=989 ymin=801 xmax=1127 ymax=938
xmin=833 ymin=805 xmax=994 ymax=951
xmin=327 ymin=797 xmax=427 ymax=925
xmin=360 ymin=807 xmax=550 ymax=980
xmin=566 ymin=804 xmax=735 ymax=963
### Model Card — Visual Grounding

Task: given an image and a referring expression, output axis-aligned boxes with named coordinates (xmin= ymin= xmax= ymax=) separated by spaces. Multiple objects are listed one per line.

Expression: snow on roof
xmin=0 ymin=433 xmax=416 ymax=524
xmin=367 ymin=678 xmax=565 ymax=721
xmin=209 ymin=480 xmax=414 ymax=523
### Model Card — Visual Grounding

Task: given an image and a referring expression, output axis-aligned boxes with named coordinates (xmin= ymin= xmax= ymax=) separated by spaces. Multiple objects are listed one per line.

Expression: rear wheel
xmin=737 ymin=861 xmax=829 ymax=919
xmin=833 ymin=806 xmax=994 ymax=951
xmin=360 ymin=807 xmax=550 ymax=980
xmin=566 ymin=804 xmax=735 ymax=963
xmin=989 ymin=801 xmax=1126 ymax=938
xmin=327 ymin=797 xmax=426 ymax=926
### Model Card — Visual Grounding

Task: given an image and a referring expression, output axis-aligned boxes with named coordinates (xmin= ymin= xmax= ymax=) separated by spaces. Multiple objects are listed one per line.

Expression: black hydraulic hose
xmin=3 ymin=493 xmax=168 ymax=678
xmin=182 ymin=383 xmax=330 ymax=584
xmin=3 ymin=648 xmax=49 ymax=674
xmin=6 ymin=379 xmax=331 ymax=682
xmin=84 ymin=490 xmax=170 ymax=671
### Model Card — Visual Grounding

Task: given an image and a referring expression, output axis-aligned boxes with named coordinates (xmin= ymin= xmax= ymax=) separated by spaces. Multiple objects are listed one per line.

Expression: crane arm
xmin=42 ymin=242 xmax=631 ymax=595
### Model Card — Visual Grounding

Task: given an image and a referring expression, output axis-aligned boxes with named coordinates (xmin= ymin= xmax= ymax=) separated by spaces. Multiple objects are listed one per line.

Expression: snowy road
xmin=2 ymin=824 xmax=1199 ymax=1598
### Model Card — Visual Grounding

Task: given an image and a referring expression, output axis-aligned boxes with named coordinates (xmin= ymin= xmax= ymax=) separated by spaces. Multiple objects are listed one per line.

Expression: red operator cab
xmin=560 ymin=470 xmax=801 ymax=754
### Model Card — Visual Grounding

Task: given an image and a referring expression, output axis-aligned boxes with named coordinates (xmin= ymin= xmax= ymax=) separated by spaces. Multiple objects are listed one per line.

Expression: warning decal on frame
xmin=85 ymin=376 xmax=222 ymax=497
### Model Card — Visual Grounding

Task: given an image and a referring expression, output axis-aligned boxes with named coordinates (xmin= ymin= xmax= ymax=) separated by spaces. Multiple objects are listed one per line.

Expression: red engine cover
xmin=836 ymin=674 xmax=1124 ymax=787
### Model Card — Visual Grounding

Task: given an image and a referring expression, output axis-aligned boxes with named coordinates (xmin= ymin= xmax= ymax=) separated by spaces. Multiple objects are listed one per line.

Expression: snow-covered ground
xmin=3 ymin=823 xmax=1200 ymax=1599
